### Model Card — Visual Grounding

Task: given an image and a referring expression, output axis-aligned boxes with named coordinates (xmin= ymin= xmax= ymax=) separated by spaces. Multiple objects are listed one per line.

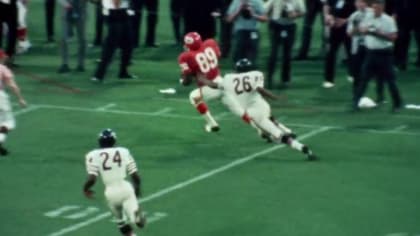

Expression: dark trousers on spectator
xmin=394 ymin=18 xmax=420 ymax=69
xmin=170 ymin=0 xmax=183 ymax=45
xmin=220 ymin=0 xmax=233 ymax=57
xmin=296 ymin=0 xmax=324 ymax=58
xmin=324 ymin=25 xmax=351 ymax=83
xmin=233 ymin=30 xmax=259 ymax=66
xmin=94 ymin=10 xmax=133 ymax=80
xmin=267 ymin=22 xmax=296 ymax=88
xmin=350 ymin=46 xmax=384 ymax=102
xmin=93 ymin=3 xmax=104 ymax=46
xmin=0 ymin=2 xmax=18 ymax=58
xmin=132 ymin=0 xmax=159 ymax=47
xmin=45 ymin=0 xmax=55 ymax=41
xmin=354 ymin=49 xmax=402 ymax=109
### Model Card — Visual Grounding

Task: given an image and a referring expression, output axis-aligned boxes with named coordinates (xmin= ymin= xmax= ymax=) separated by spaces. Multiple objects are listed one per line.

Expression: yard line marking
xmin=46 ymin=127 xmax=330 ymax=236
xmin=214 ymin=112 xmax=230 ymax=120
xmin=95 ymin=103 xmax=116 ymax=111
xmin=152 ymin=107 xmax=173 ymax=116
xmin=13 ymin=105 xmax=41 ymax=116
xmin=391 ymin=125 xmax=407 ymax=132
xmin=147 ymin=212 xmax=168 ymax=224
xmin=44 ymin=206 xmax=81 ymax=218
xmin=63 ymin=207 xmax=100 ymax=220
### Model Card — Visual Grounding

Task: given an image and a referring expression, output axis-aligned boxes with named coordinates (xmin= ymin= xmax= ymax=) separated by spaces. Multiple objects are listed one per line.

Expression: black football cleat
xmin=205 ymin=124 xmax=220 ymax=133
xmin=302 ymin=146 xmax=318 ymax=161
xmin=0 ymin=145 xmax=9 ymax=156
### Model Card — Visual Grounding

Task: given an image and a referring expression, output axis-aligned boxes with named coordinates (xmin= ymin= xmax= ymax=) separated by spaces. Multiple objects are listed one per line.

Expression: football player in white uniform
xmin=0 ymin=50 xmax=27 ymax=156
xmin=83 ymin=129 xmax=146 ymax=236
xmin=199 ymin=58 xmax=317 ymax=161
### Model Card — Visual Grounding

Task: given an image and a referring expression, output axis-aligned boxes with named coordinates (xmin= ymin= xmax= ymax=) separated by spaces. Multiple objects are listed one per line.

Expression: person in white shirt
xmin=83 ymin=129 xmax=146 ymax=236
xmin=352 ymin=0 xmax=402 ymax=112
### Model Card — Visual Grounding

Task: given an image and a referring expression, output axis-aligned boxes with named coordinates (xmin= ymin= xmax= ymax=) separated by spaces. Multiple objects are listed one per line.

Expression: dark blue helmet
xmin=98 ymin=129 xmax=116 ymax=148
xmin=235 ymin=58 xmax=253 ymax=73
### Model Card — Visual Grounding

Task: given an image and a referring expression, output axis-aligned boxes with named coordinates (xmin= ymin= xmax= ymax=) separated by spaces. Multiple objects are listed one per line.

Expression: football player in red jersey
xmin=178 ymin=32 xmax=224 ymax=132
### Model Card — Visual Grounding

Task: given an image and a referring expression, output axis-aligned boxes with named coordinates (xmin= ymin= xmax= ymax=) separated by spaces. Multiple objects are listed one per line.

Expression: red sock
xmin=242 ymin=113 xmax=251 ymax=124
xmin=17 ymin=28 xmax=27 ymax=41
xmin=196 ymin=102 xmax=208 ymax=114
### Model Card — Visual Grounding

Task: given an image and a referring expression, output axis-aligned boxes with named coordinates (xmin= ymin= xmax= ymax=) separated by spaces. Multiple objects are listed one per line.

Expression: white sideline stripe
xmin=13 ymin=105 xmax=41 ymax=116
xmin=95 ymin=103 xmax=116 ymax=111
xmin=38 ymin=104 xmax=203 ymax=120
xmin=34 ymin=104 xmax=420 ymax=136
xmin=392 ymin=125 xmax=407 ymax=132
xmin=46 ymin=127 xmax=330 ymax=236
xmin=152 ymin=107 xmax=173 ymax=115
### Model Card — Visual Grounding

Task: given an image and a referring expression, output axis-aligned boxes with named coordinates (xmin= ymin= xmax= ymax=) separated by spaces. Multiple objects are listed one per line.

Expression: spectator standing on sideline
xmin=353 ymin=0 xmax=402 ymax=112
xmin=0 ymin=0 xmax=18 ymax=67
xmin=132 ymin=0 xmax=159 ymax=48
xmin=393 ymin=0 xmax=420 ymax=70
xmin=322 ymin=0 xmax=354 ymax=88
xmin=183 ymin=0 xmax=221 ymax=40
xmin=58 ymin=0 xmax=87 ymax=73
xmin=170 ymin=0 xmax=184 ymax=46
xmin=347 ymin=0 xmax=384 ymax=102
xmin=226 ymin=0 xmax=268 ymax=65
xmin=265 ymin=0 xmax=305 ymax=89
xmin=92 ymin=0 xmax=136 ymax=82
xmin=295 ymin=0 xmax=325 ymax=60
xmin=92 ymin=1 xmax=104 ymax=47
xmin=45 ymin=0 xmax=56 ymax=43
xmin=220 ymin=0 xmax=233 ymax=57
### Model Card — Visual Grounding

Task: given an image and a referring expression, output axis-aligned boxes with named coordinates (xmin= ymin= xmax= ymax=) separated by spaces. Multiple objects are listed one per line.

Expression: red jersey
xmin=178 ymin=39 xmax=221 ymax=84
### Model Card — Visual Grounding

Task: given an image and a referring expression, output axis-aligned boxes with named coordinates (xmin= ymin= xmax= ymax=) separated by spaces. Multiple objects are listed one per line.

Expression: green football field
xmin=1 ymin=1 xmax=420 ymax=236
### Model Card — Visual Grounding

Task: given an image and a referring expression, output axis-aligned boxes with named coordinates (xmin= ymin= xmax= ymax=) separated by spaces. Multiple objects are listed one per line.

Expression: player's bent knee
xmin=189 ymin=91 xmax=202 ymax=105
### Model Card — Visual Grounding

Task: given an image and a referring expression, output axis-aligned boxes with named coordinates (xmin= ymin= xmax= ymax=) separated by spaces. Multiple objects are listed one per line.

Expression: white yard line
xmin=46 ymin=126 xmax=331 ymax=236
xmin=13 ymin=105 xmax=41 ymax=116
xmin=95 ymin=103 xmax=116 ymax=111
xmin=152 ymin=107 xmax=173 ymax=116
xmin=391 ymin=125 xmax=407 ymax=132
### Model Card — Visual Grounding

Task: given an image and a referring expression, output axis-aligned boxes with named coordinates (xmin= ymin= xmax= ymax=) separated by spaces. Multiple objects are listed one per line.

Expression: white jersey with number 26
xmin=85 ymin=147 xmax=138 ymax=187
xmin=222 ymin=71 xmax=265 ymax=108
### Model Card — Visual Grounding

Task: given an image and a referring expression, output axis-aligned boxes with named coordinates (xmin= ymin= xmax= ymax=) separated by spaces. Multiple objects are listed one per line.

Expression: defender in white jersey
xmin=83 ymin=129 xmax=146 ymax=236
xmin=0 ymin=50 xmax=26 ymax=156
xmin=200 ymin=58 xmax=317 ymax=161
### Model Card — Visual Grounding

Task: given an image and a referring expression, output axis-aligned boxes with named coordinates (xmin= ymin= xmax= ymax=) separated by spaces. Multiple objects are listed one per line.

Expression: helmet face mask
xmin=184 ymin=32 xmax=202 ymax=51
xmin=235 ymin=58 xmax=254 ymax=73
xmin=98 ymin=129 xmax=117 ymax=148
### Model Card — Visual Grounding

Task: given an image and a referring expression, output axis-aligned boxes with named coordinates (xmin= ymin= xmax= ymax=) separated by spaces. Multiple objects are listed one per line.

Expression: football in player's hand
xmin=181 ymin=74 xmax=195 ymax=86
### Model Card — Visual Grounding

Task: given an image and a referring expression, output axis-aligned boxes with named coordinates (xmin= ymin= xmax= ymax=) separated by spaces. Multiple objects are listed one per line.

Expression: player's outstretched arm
xmin=4 ymin=73 xmax=26 ymax=107
xmin=83 ymin=175 xmax=97 ymax=199
xmin=130 ymin=172 xmax=142 ymax=198
xmin=257 ymin=87 xmax=278 ymax=100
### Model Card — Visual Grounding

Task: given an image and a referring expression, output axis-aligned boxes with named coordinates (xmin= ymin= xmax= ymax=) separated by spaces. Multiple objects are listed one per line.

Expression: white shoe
xmin=322 ymin=81 xmax=335 ymax=88
xmin=347 ymin=76 xmax=354 ymax=83
xmin=205 ymin=124 xmax=220 ymax=133
xmin=90 ymin=77 xmax=102 ymax=83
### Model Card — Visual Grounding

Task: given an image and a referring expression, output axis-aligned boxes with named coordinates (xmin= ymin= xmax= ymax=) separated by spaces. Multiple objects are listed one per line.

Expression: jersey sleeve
xmin=205 ymin=39 xmax=221 ymax=58
xmin=388 ymin=17 xmax=397 ymax=33
xmin=125 ymin=150 xmax=138 ymax=175
xmin=85 ymin=152 xmax=100 ymax=176
xmin=178 ymin=53 xmax=195 ymax=75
